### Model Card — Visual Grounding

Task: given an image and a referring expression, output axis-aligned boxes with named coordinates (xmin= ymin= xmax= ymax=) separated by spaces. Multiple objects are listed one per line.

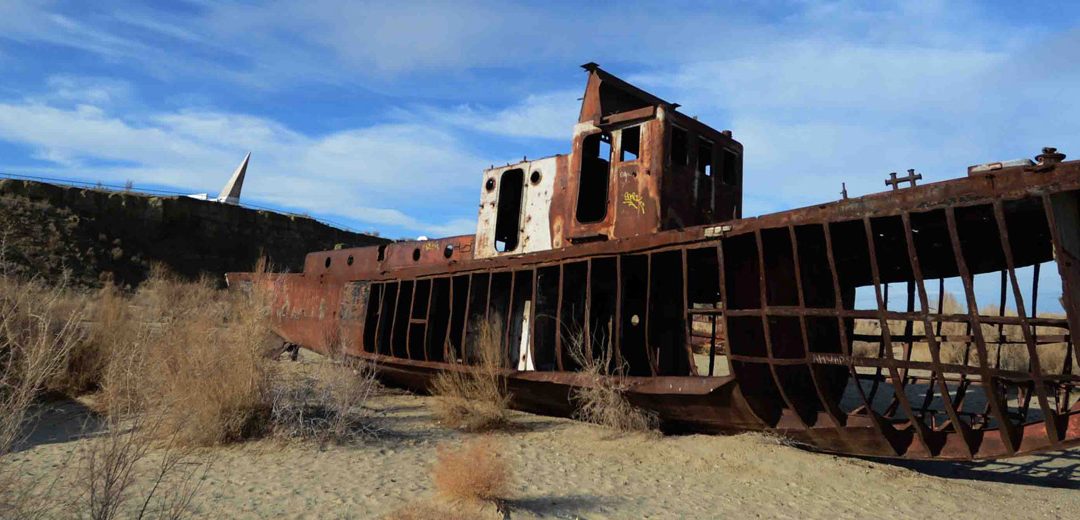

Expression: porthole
xmin=443 ymin=244 xmax=454 ymax=258
xmin=347 ymin=255 xmax=354 ymax=266
xmin=530 ymin=171 xmax=542 ymax=185
xmin=412 ymin=248 xmax=421 ymax=261
xmin=485 ymin=178 xmax=496 ymax=192
xmin=324 ymin=257 xmax=332 ymax=268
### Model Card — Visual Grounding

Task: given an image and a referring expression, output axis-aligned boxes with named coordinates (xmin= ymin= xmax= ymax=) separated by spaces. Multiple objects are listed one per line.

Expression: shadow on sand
xmin=13 ymin=395 xmax=103 ymax=452
xmin=870 ymin=448 xmax=1080 ymax=489
xmin=509 ymin=494 xmax=621 ymax=518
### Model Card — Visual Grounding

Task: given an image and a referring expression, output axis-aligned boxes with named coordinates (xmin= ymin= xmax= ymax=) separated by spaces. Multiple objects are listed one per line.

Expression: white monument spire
xmin=217 ymin=152 xmax=250 ymax=205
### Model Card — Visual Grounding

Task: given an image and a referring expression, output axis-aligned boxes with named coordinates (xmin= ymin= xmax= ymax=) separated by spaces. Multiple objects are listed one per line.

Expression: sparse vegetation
xmin=79 ymin=412 xmax=209 ymax=520
xmin=270 ymin=356 xmax=381 ymax=445
xmin=0 ymin=262 xmax=385 ymax=518
xmin=432 ymin=436 xmax=511 ymax=507
xmin=0 ymin=275 xmax=86 ymax=456
xmin=430 ymin=319 xmax=512 ymax=432
xmin=90 ymin=269 xmax=277 ymax=445
xmin=565 ymin=323 xmax=657 ymax=434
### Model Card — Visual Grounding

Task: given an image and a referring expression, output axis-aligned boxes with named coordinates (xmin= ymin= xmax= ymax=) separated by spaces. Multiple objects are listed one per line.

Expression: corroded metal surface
xmin=229 ymin=64 xmax=1080 ymax=460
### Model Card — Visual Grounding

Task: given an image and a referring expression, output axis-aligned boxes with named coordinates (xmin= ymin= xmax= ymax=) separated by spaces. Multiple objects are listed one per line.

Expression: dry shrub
xmin=430 ymin=320 xmax=511 ymax=432
xmin=80 ymin=413 xmax=209 ymax=520
xmin=0 ymin=275 xmax=86 ymax=455
xmin=270 ymin=357 xmax=380 ymax=445
xmin=52 ymin=284 xmax=119 ymax=395
xmin=432 ymin=436 xmax=511 ymax=507
xmin=565 ymin=324 xmax=657 ymax=434
xmin=94 ymin=268 xmax=278 ymax=445
xmin=0 ymin=274 xmax=86 ymax=518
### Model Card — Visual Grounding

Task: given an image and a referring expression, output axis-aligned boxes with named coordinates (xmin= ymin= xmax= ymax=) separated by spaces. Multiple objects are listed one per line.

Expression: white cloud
xmin=633 ymin=26 xmax=1078 ymax=216
xmin=0 ymin=2 xmax=149 ymax=60
xmin=40 ymin=75 xmax=134 ymax=106
xmin=0 ymin=97 xmax=487 ymax=237
xmin=0 ymin=0 xmax=1077 ymax=240
xmin=408 ymin=89 xmax=580 ymax=140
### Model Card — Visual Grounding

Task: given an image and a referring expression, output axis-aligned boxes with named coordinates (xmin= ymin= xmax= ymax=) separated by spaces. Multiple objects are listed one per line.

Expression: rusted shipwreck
xmin=229 ymin=64 xmax=1080 ymax=460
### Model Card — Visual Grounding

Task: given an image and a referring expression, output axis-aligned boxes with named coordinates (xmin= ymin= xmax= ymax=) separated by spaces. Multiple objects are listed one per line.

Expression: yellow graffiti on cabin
xmin=622 ymin=191 xmax=646 ymax=214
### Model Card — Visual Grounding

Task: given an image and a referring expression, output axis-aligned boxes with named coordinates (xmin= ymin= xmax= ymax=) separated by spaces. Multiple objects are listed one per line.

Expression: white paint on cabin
xmin=474 ymin=156 xmax=558 ymax=259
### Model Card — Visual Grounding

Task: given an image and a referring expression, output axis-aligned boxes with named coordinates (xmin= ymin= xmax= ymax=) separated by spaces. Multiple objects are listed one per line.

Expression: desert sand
xmin=8 ymin=354 xmax=1079 ymax=520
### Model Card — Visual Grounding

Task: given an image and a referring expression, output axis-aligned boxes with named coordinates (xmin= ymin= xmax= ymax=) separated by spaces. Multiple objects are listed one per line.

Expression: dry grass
xmin=565 ymin=323 xmax=657 ymax=434
xmin=93 ymin=269 xmax=278 ymax=445
xmin=88 ymin=266 xmax=381 ymax=447
xmin=0 ymin=264 xmax=387 ymax=518
xmin=270 ymin=356 xmax=381 ymax=445
xmin=430 ymin=320 xmax=511 ymax=432
xmin=3 ymin=261 xmax=382 ymax=450
xmin=0 ymin=275 xmax=86 ymax=455
xmin=0 ymin=272 xmax=87 ymax=517
xmin=432 ymin=436 xmax=511 ymax=508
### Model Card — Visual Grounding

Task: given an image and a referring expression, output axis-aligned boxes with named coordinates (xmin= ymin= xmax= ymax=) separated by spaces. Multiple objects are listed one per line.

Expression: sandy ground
xmin=7 ymin=367 xmax=1079 ymax=519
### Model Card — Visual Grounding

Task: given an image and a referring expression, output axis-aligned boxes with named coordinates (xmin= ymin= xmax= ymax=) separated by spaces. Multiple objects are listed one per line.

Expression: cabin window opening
xmin=620 ymin=125 xmax=640 ymax=162
xmin=325 ymin=257 xmax=332 ymax=268
xmin=412 ymin=248 xmax=421 ymax=261
xmin=576 ymin=133 xmax=611 ymax=223
xmin=696 ymin=138 xmax=714 ymax=211
xmin=530 ymin=171 xmax=542 ymax=185
xmin=494 ymin=168 xmax=525 ymax=252
xmin=721 ymin=148 xmax=739 ymax=185
xmin=443 ymin=244 xmax=454 ymax=258
xmin=377 ymin=244 xmax=387 ymax=261
xmin=347 ymin=255 xmax=354 ymax=266
xmin=670 ymin=126 xmax=688 ymax=167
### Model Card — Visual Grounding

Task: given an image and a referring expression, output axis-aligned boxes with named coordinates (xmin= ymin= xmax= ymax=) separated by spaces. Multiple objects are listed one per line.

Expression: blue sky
xmin=0 ymin=0 xmax=1077 ymax=246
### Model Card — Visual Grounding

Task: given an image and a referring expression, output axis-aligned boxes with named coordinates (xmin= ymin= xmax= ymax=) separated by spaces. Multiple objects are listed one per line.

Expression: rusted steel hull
xmin=229 ymin=156 xmax=1080 ymax=461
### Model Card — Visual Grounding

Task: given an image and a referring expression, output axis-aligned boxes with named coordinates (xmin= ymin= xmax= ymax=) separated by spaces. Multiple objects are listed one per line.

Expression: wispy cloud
xmin=401 ymin=90 xmax=580 ymax=140
xmin=0 ymin=91 xmax=485 ymax=237
xmin=0 ymin=0 xmax=1076 ymax=240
